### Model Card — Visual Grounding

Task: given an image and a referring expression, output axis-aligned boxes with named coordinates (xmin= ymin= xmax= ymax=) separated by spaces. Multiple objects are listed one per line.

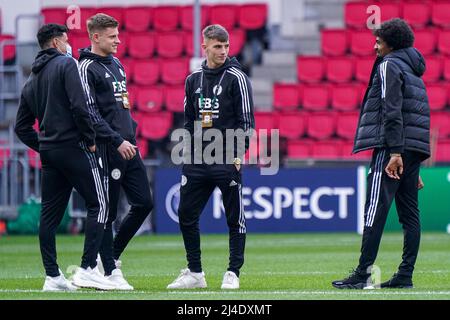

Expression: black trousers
xmin=99 ymin=145 xmax=153 ymax=275
xmin=357 ymin=148 xmax=422 ymax=277
xmin=178 ymin=164 xmax=246 ymax=277
xmin=39 ymin=143 xmax=108 ymax=277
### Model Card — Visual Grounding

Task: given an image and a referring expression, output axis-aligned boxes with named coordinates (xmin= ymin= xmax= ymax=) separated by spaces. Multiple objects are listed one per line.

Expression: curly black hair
xmin=373 ymin=18 xmax=414 ymax=50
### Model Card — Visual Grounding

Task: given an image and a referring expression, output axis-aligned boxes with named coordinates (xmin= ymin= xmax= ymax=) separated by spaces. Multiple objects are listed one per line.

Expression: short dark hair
xmin=202 ymin=24 xmax=229 ymax=42
xmin=36 ymin=23 xmax=68 ymax=49
xmin=87 ymin=13 xmax=119 ymax=38
xmin=373 ymin=18 xmax=414 ymax=50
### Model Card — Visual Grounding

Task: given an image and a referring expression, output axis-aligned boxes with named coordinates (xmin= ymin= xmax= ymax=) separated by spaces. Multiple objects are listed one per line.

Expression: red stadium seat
xmin=377 ymin=2 xmax=401 ymax=23
xmin=128 ymin=32 xmax=155 ymax=59
xmin=28 ymin=149 xmax=41 ymax=169
xmin=254 ymin=112 xmax=277 ymax=133
xmin=414 ymin=29 xmax=437 ymax=56
xmin=426 ymin=83 xmax=448 ymax=110
xmin=344 ymin=1 xmax=369 ymax=29
xmin=133 ymin=60 xmax=160 ymax=85
xmin=184 ymin=31 xmax=203 ymax=57
xmin=326 ymin=57 xmax=354 ymax=83
xmin=350 ymin=30 xmax=375 ymax=56
xmin=435 ymin=140 xmax=450 ymax=162
xmin=430 ymin=112 xmax=450 ymax=139
xmin=164 ymin=85 xmax=185 ymax=112
xmin=331 ymin=84 xmax=362 ymax=111
xmin=321 ymin=29 xmax=348 ymax=56
xmin=136 ymin=86 xmax=163 ymax=113
xmin=136 ymin=138 xmax=149 ymax=159
xmin=123 ymin=6 xmax=153 ymax=32
xmin=437 ymin=30 xmax=450 ymax=55
xmin=238 ymin=4 xmax=267 ymax=30
xmin=180 ymin=5 xmax=210 ymax=31
xmin=228 ymin=28 xmax=246 ymax=57
xmin=0 ymin=147 xmax=10 ymax=169
xmin=287 ymin=140 xmax=312 ymax=159
xmin=431 ymin=1 xmax=450 ymax=28
xmin=277 ymin=112 xmax=307 ymax=139
xmin=161 ymin=58 xmax=189 ymax=85
xmin=0 ymin=34 xmax=16 ymax=62
xmin=301 ymin=84 xmax=330 ymax=111
xmin=341 ymin=141 xmax=372 ymax=160
xmin=41 ymin=8 xmax=67 ymax=25
xmin=69 ymin=33 xmax=90 ymax=59
xmin=355 ymin=56 xmax=376 ymax=83
xmin=156 ymin=32 xmax=184 ymax=58
xmin=297 ymin=56 xmax=325 ymax=83
xmin=96 ymin=7 xmax=124 ymax=27
xmin=70 ymin=7 xmax=96 ymax=34
xmin=209 ymin=5 xmax=237 ymax=30
xmin=306 ymin=112 xmax=336 ymax=139
xmin=444 ymin=57 xmax=450 ymax=81
xmin=153 ymin=6 xmax=180 ymax=32
xmin=273 ymin=83 xmax=300 ymax=111
xmin=139 ymin=112 xmax=173 ymax=140
xmin=311 ymin=140 xmax=342 ymax=159
xmin=336 ymin=111 xmax=359 ymax=139
xmin=422 ymin=55 xmax=442 ymax=83
xmin=402 ymin=1 xmax=431 ymax=28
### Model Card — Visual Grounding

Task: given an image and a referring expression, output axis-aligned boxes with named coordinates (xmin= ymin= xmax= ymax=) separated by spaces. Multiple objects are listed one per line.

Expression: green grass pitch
xmin=1 ymin=232 xmax=450 ymax=300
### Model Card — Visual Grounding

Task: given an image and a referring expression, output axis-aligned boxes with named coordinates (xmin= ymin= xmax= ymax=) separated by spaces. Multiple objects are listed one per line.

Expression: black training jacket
xmin=78 ymin=48 xmax=137 ymax=147
xmin=15 ymin=48 xmax=95 ymax=151
xmin=353 ymin=47 xmax=430 ymax=159
xmin=184 ymin=57 xmax=255 ymax=161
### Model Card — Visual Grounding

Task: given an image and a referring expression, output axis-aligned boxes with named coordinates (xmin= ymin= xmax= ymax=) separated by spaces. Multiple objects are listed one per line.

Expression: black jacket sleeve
xmin=232 ymin=73 xmax=255 ymax=157
xmin=380 ymin=60 xmax=404 ymax=154
xmin=14 ymin=91 xmax=39 ymax=152
xmin=184 ymin=77 xmax=196 ymax=134
xmin=65 ymin=59 xmax=96 ymax=147
xmin=80 ymin=63 xmax=124 ymax=148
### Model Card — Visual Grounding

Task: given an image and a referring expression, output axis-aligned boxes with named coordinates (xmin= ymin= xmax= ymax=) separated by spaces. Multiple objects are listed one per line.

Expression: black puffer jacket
xmin=353 ymin=48 xmax=430 ymax=160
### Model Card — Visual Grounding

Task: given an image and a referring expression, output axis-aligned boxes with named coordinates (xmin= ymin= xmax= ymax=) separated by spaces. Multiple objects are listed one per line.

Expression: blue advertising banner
xmin=154 ymin=167 xmax=365 ymax=234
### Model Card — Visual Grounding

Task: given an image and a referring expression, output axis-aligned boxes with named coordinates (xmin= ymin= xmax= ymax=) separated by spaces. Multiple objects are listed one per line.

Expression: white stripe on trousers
xmin=365 ymin=150 xmax=386 ymax=227
xmin=80 ymin=142 xmax=107 ymax=224
xmin=238 ymin=184 xmax=246 ymax=234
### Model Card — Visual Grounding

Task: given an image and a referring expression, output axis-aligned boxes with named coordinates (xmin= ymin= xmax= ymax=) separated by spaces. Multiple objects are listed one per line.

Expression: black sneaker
xmin=380 ymin=273 xmax=413 ymax=289
xmin=332 ymin=269 xmax=371 ymax=289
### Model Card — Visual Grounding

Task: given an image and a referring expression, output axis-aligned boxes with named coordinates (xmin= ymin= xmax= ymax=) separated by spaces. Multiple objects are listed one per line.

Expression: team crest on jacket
xmin=213 ymin=85 xmax=223 ymax=96
xmin=111 ymin=168 xmax=121 ymax=180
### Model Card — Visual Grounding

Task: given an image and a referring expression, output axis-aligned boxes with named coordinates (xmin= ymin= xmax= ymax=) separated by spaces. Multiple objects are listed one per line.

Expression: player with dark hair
xmin=332 ymin=18 xmax=430 ymax=289
xmin=15 ymin=23 xmax=114 ymax=291
xmin=167 ymin=24 xmax=255 ymax=290
xmin=78 ymin=13 xmax=153 ymax=290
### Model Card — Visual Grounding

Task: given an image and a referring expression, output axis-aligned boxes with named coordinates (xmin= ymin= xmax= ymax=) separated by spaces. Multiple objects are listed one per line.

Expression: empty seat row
xmin=69 ymin=29 xmax=246 ymax=59
xmin=41 ymin=4 xmax=267 ymax=33
xmin=321 ymin=28 xmax=450 ymax=57
xmin=274 ymin=82 xmax=450 ymax=111
xmin=345 ymin=1 xmax=450 ymax=29
xmin=127 ymin=85 xmax=185 ymax=113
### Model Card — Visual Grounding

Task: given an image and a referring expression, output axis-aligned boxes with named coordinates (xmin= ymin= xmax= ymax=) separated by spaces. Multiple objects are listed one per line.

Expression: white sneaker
xmin=167 ymin=268 xmax=207 ymax=289
xmin=71 ymin=266 xmax=116 ymax=290
xmin=221 ymin=271 xmax=239 ymax=289
xmin=43 ymin=270 xmax=78 ymax=292
xmin=106 ymin=269 xmax=134 ymax=290
xmin=97 ymin=254 xmax=122 ymax=275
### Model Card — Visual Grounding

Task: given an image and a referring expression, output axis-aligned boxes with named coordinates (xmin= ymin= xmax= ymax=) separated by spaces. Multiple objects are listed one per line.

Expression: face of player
xmin=202 ymin=38 xmax=229 ymax=69
xmin=54 ymin=32 xmax=70 ymax=55
xmin=374 ymin=36 xmax=392 ymax=57
xmin=93 ymin=27 xmax=120 ymax=56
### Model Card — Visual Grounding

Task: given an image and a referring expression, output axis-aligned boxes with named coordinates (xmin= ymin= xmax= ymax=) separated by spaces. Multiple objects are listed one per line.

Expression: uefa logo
xmin=165 ymin=183 xmax=181 ymax=223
